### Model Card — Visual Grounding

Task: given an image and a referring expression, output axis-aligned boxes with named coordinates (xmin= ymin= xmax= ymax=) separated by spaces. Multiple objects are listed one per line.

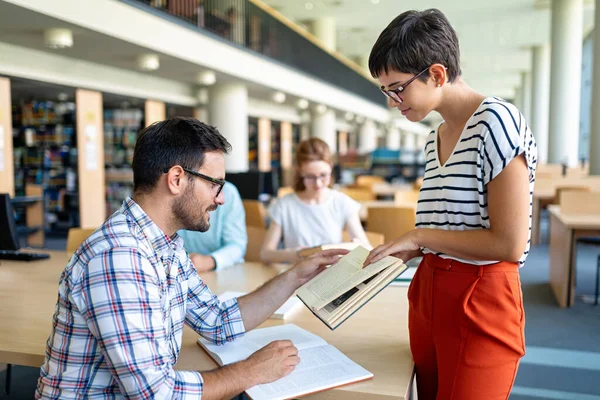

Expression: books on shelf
xmin=296 ymin=242 xmax=360 ymax=258
xmin=218 ymin=291 xmax=302 ymax=320
xmin=196 ymin=324 xmax=373 ymax=400
xmin=296 ymin=246 xmax=407 ymax=330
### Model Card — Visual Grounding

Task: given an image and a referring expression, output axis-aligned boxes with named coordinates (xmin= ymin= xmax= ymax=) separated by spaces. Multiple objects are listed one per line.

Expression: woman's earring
xmin=436 ymin=83 xmax=441 ymax=87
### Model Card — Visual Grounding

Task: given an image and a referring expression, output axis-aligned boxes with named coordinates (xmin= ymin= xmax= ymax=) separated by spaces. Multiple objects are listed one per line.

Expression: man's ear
xmin=164 ymin=166 xmax=185 ymax=195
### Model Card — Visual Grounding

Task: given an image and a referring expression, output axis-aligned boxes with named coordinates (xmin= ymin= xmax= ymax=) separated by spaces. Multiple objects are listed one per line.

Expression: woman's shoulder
xmin=474 ymin=97 xmax=523 ymax=130
xmin=270 ymin=192 xmax=300 ymax=210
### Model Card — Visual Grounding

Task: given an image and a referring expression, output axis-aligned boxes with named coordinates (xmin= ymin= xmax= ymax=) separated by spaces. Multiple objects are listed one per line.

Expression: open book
xmin=218 ymin=291 xmax=302 ymax=320
xmin=296 ymin=246 xmax=407 ymax=330
xmin=297 ymin=242 xmax=359 ymax=258
xmin=197 ymin=324 xmax=372 ymax=400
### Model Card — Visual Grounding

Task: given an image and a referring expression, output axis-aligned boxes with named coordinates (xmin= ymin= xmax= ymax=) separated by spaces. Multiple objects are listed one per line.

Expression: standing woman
xmin=260 ymin=138 xmax=371 ymax=263
xmin=363 ymin=9 xmax=537 ymax=400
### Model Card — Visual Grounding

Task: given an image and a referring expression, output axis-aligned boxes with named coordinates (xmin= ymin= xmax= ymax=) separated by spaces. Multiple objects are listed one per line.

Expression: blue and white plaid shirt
xmin=36 ymin=198 xmax=246 ymax=399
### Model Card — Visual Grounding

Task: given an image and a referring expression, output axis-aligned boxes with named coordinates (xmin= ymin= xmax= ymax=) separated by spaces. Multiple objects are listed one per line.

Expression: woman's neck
xmin=296 ymin=188 xmax=330 ymax=204
xmin=436 ymin=78 xmax=486 ymax=134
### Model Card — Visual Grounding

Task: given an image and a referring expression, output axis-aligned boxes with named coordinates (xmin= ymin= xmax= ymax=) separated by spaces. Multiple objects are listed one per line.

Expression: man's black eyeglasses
xmin=380 ymin=66 xmax=430 ymax=103
xmin=163 ymin=167 xmax=225 ymax=197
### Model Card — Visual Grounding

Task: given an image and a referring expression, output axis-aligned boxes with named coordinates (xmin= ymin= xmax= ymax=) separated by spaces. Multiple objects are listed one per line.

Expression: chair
xmin=367 ymin=206 xmax=416 ymax=242
xmin=66 ymin=228 xmax=96 ymax=253
xmin=277 ymin=186 xmax=294 ymax=198
xmin=356 ymin=175 xmax=385 ymax=188
xmin=342 ymin=231 xmax=385 ymax=247
xmin=340 ymin=187 xmax=376 ymax=202
xmin=552 ymin=186 xmax=591 ymax=205
xmin=242 ymin=200 xmax=267 ymax=228
xmin=412 ymin=177 xmax=424 ymax=191
xmin=394 ymin=190 xmax=420 ymax=206
xmin=245 ymin=226 xmax=267 ymax=263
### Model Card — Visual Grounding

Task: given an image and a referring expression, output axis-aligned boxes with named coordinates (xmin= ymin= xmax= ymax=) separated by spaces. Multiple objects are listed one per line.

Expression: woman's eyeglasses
xmin=380 ymin=66 xmax=430 ymax=103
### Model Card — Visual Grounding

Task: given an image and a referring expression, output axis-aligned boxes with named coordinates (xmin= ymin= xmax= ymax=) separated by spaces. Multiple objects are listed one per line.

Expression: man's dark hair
xmin=132 ymin=117 xmax=231 ymax=194
xmin=369 ymin=9 xmax=461 ymax=82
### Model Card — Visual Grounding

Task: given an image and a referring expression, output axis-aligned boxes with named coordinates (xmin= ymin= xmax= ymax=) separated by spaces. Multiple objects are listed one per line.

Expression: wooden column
xmin=145 ymin=100 xmax=166 ymax=127
xmin=0 ymin=77 xmax=14 ymax=197
xmin=338 ymin=131 xmax=348 ymax=155
xmin=258 ymin=117 xmax=271 ymax=172
xmin=280 ymin=121 xmax=293 ymax=170
xmin=76 ymin=89 xmax=105 ymax=229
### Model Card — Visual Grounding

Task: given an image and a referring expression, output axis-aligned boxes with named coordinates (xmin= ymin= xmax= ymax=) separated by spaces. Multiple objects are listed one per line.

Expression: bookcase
xmin=12 ymin=100 xmax=79 ymax=235
xmin=104 ymin=107 xmax=143 ymax=215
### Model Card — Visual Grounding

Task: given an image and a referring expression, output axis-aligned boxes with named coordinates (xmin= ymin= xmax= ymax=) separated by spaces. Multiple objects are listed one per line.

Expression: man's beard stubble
xmin=173 ymin=186 xmax=214 ymax=232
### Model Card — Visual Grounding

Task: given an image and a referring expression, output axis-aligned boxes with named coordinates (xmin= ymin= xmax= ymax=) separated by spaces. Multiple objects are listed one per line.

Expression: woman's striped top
xmin=416 ymin=97 xmax=537 ymax=266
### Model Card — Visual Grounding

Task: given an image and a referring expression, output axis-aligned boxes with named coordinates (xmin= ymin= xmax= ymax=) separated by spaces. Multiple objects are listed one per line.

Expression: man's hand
xmin=190 ymin=253 xmax=216 ymax=272
xmin=242 ymin=340 xmax=300 ymax=385
xmin=290 ymin=248 xmax=350 ymax=287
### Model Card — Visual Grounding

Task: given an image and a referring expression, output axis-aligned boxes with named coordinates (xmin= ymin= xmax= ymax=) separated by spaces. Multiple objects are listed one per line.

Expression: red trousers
xmin=408 ymin=254 xmax=525 ymax=400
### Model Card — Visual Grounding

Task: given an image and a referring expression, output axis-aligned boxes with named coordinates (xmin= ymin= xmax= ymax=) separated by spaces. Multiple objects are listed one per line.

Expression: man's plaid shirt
xmin=36 ymin=198 xmax=246 ymax=399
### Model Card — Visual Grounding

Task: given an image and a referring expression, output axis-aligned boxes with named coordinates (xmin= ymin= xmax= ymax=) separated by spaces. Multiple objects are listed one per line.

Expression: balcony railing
xmin=124 ymin=0 xmax=385 ymax=105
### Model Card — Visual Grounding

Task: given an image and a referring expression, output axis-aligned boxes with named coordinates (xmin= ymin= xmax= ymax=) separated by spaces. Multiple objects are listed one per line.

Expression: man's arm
xmin=238 ymin=249 xmax=348 ymax=331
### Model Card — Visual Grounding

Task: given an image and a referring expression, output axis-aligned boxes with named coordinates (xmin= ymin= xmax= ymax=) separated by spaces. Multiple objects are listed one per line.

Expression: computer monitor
xmin=0 ymin=193 xmax=21 ymax=251
xmin=226 ymin=171 xmax=280 ymax=200
xmin=226 ymin=172 xmax=261 ymax=200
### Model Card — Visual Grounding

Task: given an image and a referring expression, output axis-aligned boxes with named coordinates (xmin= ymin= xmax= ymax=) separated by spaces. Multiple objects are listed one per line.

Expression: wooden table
xmin=531 ymin=177 xmax=600 ymax=245
xmin=548 ymin=205 xmax=600 ymax=308
xmin=371 ymin=183 xmax=412 ymax=199
xmin=0 ymin=251 xmax=415 ymax=399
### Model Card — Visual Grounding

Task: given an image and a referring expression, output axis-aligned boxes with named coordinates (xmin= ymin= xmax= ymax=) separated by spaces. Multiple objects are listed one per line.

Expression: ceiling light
xmin=57 ymin=92 xmax=69 ymax=102
xmin=197 ymin=70 xmax=217 ymax=86
xmin=356 ymin=115 xmax=365 ymax=123
xmin=137 ymin=54 xmax=160 ymax=71
xmin=297 ymin=98 xmax=309 ymax=109
xmin=371 ymin=0 xmax=380 ymax=4
xmin=316 ymin=104 xmax=327 ymax=114
xmin=44 ymin=28 xmax=73 ymax=49
xmin=345 ymin=112 xmax=355 ymax=121
xmin=272 ymin=91 xmax=286 ymax=104
xmin=305 ymin=2 xmax=314 ymax=10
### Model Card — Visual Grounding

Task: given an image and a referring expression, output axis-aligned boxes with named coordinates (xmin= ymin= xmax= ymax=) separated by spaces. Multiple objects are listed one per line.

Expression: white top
xmin=268 ymin=190 xmax=361 ymax=249
xmin=416 ymin=97 xmax=537 ymax=266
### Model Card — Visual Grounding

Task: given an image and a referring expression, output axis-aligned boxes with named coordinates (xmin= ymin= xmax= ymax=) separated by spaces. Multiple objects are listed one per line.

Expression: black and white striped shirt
xmin=416 ymin=97 xmax=537 ymax=266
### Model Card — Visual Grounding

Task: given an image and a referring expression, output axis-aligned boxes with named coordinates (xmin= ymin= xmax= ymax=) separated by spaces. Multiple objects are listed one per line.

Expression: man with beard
xmin=36 ymin=117 xmax=346 ymax=399
xmin=178 ymin=180 xmax=247 ymax=272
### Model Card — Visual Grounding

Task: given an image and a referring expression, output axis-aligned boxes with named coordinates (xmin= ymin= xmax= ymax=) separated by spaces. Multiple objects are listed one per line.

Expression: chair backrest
xmin=367 ymin=206 xmax=416 ymax=242
xmin=553 ymin=185 xmax=591 ymax=205
xmin=242 ymin=200 xmax=267 ymax=228
xmin=277 ymin=186 xmax=294 ymax=198
xmin=394 ymin=190 xmax=420 ymax=206
xmin=340 ymin=187 xmax=376 ymax=202
xmin=559 ymin=191 xmax=600 ymax=215
xmin=412 ymin=177 xmax=424 ymax=191
xmin=66 ymin=228 xmax=96 ymax=253
xmin=342 ymin=230 xmax=385 ymax=247
xmin=245 ymin=225 xmax=267 ymax=262
xmin=356 ymin=175 xmax=385 ymax=188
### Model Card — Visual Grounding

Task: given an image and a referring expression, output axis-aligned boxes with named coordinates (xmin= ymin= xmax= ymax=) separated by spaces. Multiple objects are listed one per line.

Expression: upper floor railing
xmin=124 ymin=0 xmax=385 ymax=105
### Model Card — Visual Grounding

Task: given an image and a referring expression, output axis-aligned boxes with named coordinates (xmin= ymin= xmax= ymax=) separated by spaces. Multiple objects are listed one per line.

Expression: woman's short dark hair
xmin=132 ymin=117 xmax=231 ymax=194
xmin=369 ymin=9 xmax=461 ymax=82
